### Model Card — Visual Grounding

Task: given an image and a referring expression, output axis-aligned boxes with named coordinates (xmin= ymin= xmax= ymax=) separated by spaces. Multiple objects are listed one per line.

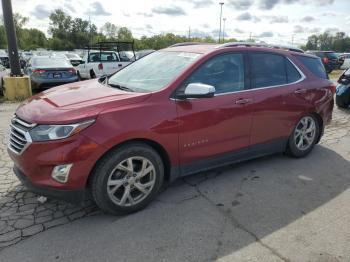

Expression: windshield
xmin=108 ymin=51 xmax=201 ymax=92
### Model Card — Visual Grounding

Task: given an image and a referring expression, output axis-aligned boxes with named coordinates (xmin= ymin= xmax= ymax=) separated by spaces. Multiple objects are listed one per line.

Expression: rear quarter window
xmin=295 ymin=55 xmax=327 ymax=79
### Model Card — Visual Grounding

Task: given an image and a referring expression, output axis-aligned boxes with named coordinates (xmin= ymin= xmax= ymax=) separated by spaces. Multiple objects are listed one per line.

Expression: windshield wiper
xmin=107 ymin=83 xmax=135 ymax=92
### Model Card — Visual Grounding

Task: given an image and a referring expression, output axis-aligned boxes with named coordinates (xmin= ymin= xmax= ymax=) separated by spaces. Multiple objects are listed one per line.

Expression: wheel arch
xmin=87 ymin=138 xmax=172 ymax=187
xmin=310 ymin=112 xmax=324 ymax=144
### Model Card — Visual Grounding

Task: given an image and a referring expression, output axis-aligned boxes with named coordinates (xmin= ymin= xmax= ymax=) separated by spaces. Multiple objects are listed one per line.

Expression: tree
xmin=117 ymin=27 xmax=133 ymax=41
xmin=48 ymin=9 xmax=98 ymax=50
xmin=101 ymin=22 xmax=118 ymax=39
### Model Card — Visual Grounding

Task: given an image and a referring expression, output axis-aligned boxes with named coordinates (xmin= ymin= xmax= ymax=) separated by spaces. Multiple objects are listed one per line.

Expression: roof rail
xmin=217 ymin=42 xmax=304 ymax=53
xmin=169 ymin=42 xmax=208 ymax=47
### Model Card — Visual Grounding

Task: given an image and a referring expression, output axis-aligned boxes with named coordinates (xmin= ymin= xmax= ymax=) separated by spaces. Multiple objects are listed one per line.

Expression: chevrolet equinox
xmin=8 ymin=43 xmax=335 ymax=214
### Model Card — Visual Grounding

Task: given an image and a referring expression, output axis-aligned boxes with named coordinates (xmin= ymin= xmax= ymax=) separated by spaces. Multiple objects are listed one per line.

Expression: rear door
xmin=248 ymin=52 xmax=306 ymax=146
xmin=175 ymin=52 xmax=254 ymax=170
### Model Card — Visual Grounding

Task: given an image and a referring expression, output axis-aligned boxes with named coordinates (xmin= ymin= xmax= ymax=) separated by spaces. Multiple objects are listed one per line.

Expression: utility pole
xmin=222 ymin=18 xmax=226 ymax=42
xmin=1 ymin=0 xmax=21 ymax=76
xmin=218 ymin=2 xmax=224 ymax=43
xmin=188 ymin=27 xmax=191 ymax=41
xmin=291 ymin=34 xmax=295 ymax=45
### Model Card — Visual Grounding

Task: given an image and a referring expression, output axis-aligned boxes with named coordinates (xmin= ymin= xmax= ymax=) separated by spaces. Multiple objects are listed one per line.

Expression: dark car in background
xmin=336 ymin=68 xmax=350 ymax=108
xmin=306 ymin=50 xmax=341 ymax=74
xmin=24 ymin=56 xmax=79 ymax=89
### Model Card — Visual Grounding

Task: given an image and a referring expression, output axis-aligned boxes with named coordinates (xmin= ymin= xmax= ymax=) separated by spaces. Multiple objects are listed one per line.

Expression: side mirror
xmin=177 ymin=83 xmax=215 ymax=99
xmin=79 ymin=60 xmax=85 ymax=65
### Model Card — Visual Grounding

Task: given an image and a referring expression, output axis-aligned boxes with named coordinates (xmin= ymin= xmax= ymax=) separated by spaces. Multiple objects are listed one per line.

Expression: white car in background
xmin=0 ymin=64 xmax=9 ymax=95
xmin=340 ymin=53 xmax=350 ymax=70
xmin=76 ymin=50 xmax=134 ymax=79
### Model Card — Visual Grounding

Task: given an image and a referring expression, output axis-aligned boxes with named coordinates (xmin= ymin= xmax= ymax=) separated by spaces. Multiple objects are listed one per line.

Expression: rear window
xmin=325 ymin=52 xmax=338 ymax=59
xmin=89 ymin=52 xmax=119 ymax=62
xmin=32 ymin=58 xmax=71 ymax=67
xmin=295 ymin=55 xmax=327 ymax=79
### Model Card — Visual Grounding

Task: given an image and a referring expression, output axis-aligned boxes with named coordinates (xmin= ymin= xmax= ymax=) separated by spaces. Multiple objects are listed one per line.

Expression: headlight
xmin=29 ymin=119 xmax=95 ymax=141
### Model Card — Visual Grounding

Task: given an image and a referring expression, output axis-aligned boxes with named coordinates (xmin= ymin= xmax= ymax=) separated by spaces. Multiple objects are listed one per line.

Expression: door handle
xmin=235 ymin=98 xmax=252 ymax=105
xmin=118 ymin=64 xmax=123 ymax=67
xmin=294 ymin=89 xmax=307 ymax=94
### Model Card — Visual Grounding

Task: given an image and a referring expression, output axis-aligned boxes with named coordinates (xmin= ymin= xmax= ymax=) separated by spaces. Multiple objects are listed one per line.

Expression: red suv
xmin=8 ymin=43 xmax=334 ymax=214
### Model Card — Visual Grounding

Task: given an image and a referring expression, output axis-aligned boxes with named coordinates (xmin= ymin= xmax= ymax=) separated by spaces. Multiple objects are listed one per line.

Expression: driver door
xmin=175 ymin=53 xmax=254 ymax=172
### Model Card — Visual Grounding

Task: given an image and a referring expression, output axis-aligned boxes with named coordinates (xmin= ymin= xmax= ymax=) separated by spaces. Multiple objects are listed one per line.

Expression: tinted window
xmin=296 ymin=55 xmax=327 ymax=79
xmin=251 ymin=53 xmax=287 ymax=88
xmin=286 ymin=59 xmax=302 ymax=83
xmin=325 ymin=52 xmax=338 ymax=59
xmin=183 ymin=53 xmax=245 ymax=94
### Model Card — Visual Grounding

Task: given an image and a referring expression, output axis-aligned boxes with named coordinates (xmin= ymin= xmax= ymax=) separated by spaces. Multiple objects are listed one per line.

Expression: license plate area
xmin=53 ymin=73 xmax=61 ymax=78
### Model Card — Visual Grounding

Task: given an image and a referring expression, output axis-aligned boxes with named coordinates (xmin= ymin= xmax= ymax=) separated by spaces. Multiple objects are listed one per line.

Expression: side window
xmin=183 ymin=53 xmax=245 ymax=94
xmin=296 ymin=55 xmax=327 ymax=79
xmin=251 ymin=53 xmax=287 ymax=88
xmin=286 ymin=59 xmax=302 ymax=83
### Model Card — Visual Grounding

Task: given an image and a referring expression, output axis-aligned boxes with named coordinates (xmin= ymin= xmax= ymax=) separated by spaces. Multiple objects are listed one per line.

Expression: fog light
xmin=51 ymin=164 xmax=73 ymax=183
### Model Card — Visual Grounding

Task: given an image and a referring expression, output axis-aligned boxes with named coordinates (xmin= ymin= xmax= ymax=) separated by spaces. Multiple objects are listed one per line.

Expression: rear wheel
xmin=286 ymin=115 xmax=319 ymax=158
xmin=90 ymin=70 xmax=96 ymax=79
xmin=77 ymin=71 xmax=82 ymax=81
xmin=91 ymin=143 xmax=164 ymax=215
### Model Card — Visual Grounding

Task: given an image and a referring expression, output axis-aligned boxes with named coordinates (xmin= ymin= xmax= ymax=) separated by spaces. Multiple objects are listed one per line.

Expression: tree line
xmin=0 ymin=9 xmax=349 ymax=52
xmin=303 ymin=32 xmax=350 ymax=52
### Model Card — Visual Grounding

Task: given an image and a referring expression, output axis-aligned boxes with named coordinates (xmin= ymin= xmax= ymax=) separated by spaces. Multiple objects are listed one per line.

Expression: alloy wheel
xmin=106 ymin=157 xmax=156 ymax=207
xmin=294 ymin=116 xmax=317 ymax=151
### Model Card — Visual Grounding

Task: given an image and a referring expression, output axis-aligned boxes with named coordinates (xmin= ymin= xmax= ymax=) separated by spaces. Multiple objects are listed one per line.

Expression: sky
xmin=1 ymin=0 xmax=350 ymax=46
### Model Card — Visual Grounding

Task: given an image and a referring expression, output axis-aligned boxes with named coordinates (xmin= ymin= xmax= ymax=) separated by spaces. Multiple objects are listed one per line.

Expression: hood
xmin=16 ymin=79 xmax=151 ymax=124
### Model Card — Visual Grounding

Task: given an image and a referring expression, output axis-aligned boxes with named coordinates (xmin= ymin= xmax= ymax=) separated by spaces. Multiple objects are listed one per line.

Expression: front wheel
xmin=286 ymin=115 xmax=320 ymax=158
xmin=91 ymin=143 xmax=164 ymax=215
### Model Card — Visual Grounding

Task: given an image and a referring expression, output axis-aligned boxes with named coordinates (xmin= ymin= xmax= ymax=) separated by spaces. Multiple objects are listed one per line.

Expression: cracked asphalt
xmin=0 ymin=101 xmax=350 ymax=262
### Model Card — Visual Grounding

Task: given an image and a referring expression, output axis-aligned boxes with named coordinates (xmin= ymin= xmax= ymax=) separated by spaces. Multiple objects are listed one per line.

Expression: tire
xmin=90 ymin=70 xmax=96 ymax=79
xmin=286 ymin=115 xmax=320 ymax=158
xmin=77 ymin=71 xmax=82 ymax=81
xmin=0 ymin=78 xmax=3 ymax=96
xmin=91 ymin=143 xmax=164 ymax=215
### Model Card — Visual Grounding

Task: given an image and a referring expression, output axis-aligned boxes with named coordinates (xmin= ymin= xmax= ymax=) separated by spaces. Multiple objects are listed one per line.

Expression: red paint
xmin=8 ymin=45 xmax=334 ymax=191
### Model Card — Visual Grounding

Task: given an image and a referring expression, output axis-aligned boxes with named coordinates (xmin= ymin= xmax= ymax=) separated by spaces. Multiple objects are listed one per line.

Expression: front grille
xmin=8 ymin=117 xmax=36 ymax=154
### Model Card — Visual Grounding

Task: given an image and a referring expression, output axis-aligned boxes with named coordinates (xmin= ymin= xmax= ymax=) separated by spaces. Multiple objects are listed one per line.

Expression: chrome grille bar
xmin=8 ymin=117 xmax=34 ymax=155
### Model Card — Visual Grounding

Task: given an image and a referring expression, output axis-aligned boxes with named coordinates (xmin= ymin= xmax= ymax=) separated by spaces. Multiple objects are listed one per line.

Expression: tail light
xmin=98 ymin=63 xmax=103 ymax=70
xmin=322 ymin=57 xmax=329 ymax=64
xmin=328 ymin=83 xmax=336 ymax=94
xmin=32 ymin=69 xmax=46 ymax=74
xmin=68 ymin=68 xmax=76 ymax=74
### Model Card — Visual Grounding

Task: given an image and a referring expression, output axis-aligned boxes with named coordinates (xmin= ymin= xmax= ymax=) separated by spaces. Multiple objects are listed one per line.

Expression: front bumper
xmin=8 ymin=133 xmax=105 ymax=190
xmin=13 ymin=166 xmax=86 ymax=204
xmin=31 ymin=76 xmax=79 ymax=88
